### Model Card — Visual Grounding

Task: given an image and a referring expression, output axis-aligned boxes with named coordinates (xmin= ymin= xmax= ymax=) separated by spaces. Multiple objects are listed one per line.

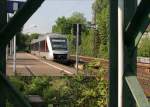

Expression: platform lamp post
xmin=7 ymin=0 xmax=25 ymax=75
xmin=12 ymin=2 xmax=19 ymax=75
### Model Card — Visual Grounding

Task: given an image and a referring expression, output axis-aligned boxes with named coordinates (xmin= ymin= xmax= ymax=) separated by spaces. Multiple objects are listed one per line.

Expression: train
xmin=30 ymin=33 xmax=69 ymax=61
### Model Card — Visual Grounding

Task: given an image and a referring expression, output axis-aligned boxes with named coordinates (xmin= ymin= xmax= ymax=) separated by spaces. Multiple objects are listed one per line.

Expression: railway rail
xmin=70 ymin=55 xmax=150 ymax=68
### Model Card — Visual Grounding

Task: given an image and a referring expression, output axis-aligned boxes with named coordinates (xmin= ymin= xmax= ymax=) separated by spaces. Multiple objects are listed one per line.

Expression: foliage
xmin=8 ymin=63 xmax=108 ymax=107
xmin=69 ymin=72 xmax=108 ymax=107
xmin=79 ymin=29 xmax=93 ymax=56
xmin=24 ymin=77 xmax=50 ymax=96
xmin=43 ymin=78 xmax=72 ymax=105
xmin=137 ymin=36 xmax=150 ymax=57
xmin=52 ymin=12 xmax=86 ymax=35
xmin=52 ymin=12 xmax=92 ymax=56
xmin=52 ymin=12 xmax=94 ymax=57
xmin=52 ymin=1 xmax=109 ymax=58
xmin=52 ymin=16 xmax=71 ymax=34
xmin=6 ymin=100 xmax=14 ymax=107
xmin=67 ymin=34 xmax=76 ymax=54
xmin=16 ymin=33 xmax=29 ymax=51
xmin=68 ymin=12 xmax=86 ymax=24
xmin=29 ymin=33 xmax=40 ymax=40
xmin=9 ymin=77 xmax=26 ymax=92
xmin=16 ymin=32 xmax=40 ymax=52
xmin=92 ymin=0 xmax=109 ymax=58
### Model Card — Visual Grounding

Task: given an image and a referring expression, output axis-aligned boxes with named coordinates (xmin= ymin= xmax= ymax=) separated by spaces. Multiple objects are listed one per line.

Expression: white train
xmin=31 ymin=33 xmax=69 ymax=61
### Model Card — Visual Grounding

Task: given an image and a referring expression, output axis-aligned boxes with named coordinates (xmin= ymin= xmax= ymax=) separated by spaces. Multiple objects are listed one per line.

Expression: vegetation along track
xmin=70 ymin=55 xmax=150 ymax=98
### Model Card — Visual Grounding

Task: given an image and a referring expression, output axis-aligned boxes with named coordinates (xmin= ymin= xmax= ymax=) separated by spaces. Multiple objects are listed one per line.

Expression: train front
xmin=49 ymin=37 xmax=69 ymax=61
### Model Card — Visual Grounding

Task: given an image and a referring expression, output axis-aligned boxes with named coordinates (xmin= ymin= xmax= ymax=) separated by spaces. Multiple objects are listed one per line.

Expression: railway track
xmin=70 ymin=55 xmax=150 ymax=69
xmin=70 ymin=55 xmax=150 ymax=97
xmin=7 ymin=53 xmax=149 ymax=97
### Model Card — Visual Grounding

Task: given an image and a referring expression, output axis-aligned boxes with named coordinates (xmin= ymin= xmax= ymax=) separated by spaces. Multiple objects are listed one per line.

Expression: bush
xmin=8 ymin=65 xmax=108 ymax=107
xmin=138 ymin=36 xmax=150 ymax=57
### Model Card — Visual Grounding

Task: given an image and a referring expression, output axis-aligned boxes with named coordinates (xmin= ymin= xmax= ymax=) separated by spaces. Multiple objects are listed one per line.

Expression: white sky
xmin=16 ymin=0 xmax=141 ymax=34
xmin=22 ymin=0 xmax=93 ymax=34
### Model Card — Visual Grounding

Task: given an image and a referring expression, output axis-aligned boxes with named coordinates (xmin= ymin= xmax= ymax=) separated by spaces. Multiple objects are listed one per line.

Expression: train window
xmin=45 ymin=40 xmax=48 ymax=52
xmin=50 ymin=38 xmax=67 ymax=50
xmin=39 ymin=40 xmax=48 ymax=52
xmin=40 ymin=40 xmax=45 ymax=52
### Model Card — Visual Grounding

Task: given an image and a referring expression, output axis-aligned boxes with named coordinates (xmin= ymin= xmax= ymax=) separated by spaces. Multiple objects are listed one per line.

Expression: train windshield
xmin=50 ymin=38 xmax=67 ymax=50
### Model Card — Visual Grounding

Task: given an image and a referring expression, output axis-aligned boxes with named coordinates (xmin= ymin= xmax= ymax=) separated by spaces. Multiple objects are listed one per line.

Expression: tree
xmin=16 ymin=32 xmax=29 ymax=51
xmin=138 ymin=36 xmax=150 ymax=57
xmin=52 ymin=16 xmax=71 ymax=34
xmin=52 ymin=12 xmax=87 ymax=35
xmin=68 ymin=12 xmax=86 ymax=24
xmin=52 ymin=16 xmax=65 ymax=33
xmin=29 ymin=33 xmax=39 ymax=40
xmin=16 ymin=32 xmax=40 ymax=51
xmin=92 ymin=0 xmax=109 ymax=58
xmin=52 ymin=12 xmax=93 ymax=56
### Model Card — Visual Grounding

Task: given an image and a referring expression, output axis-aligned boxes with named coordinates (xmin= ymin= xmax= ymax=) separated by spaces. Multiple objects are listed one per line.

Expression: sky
xmin=22 ymin=0 xmax=93 ymax=34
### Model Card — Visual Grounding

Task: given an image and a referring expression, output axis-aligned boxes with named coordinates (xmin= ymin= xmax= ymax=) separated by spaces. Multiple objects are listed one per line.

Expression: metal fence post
xmin=109 ymin=0 xmax=118 ymax=106
xmin=0 ymin=1 xmax=7 ymax=107
xmin=0 ymin=0 xmax=7 ymax=75
xmin=124 ymin=0 xmax=137 ymax=107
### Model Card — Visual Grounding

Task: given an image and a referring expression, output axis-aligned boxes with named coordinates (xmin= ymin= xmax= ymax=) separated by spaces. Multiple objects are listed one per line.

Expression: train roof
xmin=31 ymin=33 xmax=66 ymax=44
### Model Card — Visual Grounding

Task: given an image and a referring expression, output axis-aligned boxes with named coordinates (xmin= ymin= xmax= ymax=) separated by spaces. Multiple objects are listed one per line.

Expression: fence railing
xmin=125 ymin=73 xmax=150 ymax=107
xmin=0 ymin=73 xmax=31 ymax=107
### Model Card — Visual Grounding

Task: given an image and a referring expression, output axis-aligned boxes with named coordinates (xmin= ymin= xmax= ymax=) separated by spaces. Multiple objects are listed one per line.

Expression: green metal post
xmin=0 ymin=0 xmax=7 ymax=74
xmin=124 ymin=0 xmax=137 ymax=107
xmin=0 ymin=0 xmax=45 ymax=46
xmin=0 ymin=1 xmax=7 ymax=107
xmin=109 ymin=0 xmax=118 ymax=107
xmin=0 ymin=45 xmax=6 ymax=75
xmin=0 ymin=73 xmax=32 ymax=107
xmin=0 ymin=1 xmax=44 ymax=107
xmin=124 ymin=0 xmax=137 ymax=28
xmin=0 ymin=79 xmax=6 ymax=107
xmin=125 ymin=0 xmax=150 ymax=48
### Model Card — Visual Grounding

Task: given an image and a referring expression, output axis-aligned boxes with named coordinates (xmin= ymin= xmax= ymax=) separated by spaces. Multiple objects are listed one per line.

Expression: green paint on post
xmin=125 ymin=0 xmax=150 ymax=49
xmin=124 ymin=0 xmax=150 ymax=107
xmin=0 ymin=0 xmax=44 ymax=107
xmin=0 ymin=73 xmax=32 ymax=107
xmin=108 ymin=0 xmax=118 ymax=107
xmin=0 ymin=0 xmax=7 ymax=74
xmin=125 ymin=75 xmax=150 ymax=107
xmin=0 ymin=0 xmax=45 ymax=47
xmin=124 ymin=0 xmax=137 ymax=107
xmin=0 ymin=0 xmax=7 ymax=106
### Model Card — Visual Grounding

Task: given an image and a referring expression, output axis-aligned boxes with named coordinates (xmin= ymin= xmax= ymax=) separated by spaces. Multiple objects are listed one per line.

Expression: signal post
xmin=73 ymin=24 xmax=82 ymax=74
